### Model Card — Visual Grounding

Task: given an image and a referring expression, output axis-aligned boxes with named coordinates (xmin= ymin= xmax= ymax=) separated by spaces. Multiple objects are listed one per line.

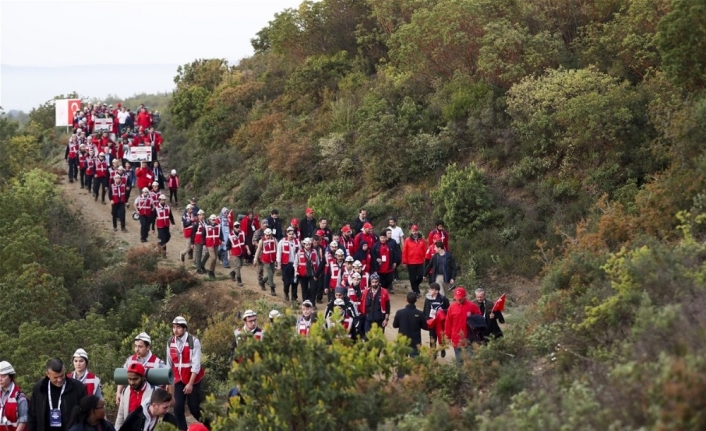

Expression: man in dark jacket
xmin=28 ymin=358 xmax=87 ymax=431
xmin=299 ymin=208 xmax=317 ymax=240
xmin=393 ymin=292 xmax=428 ymax=356
xmin=473 ymin=288 xmax=504 ymax=340
xmin=118 ymin=388 xmax=178 ymax=431
xmin=265 ymin=209 xmax=284 ymax=242
xmin=423 ymin=241 xmax=457 ymax=296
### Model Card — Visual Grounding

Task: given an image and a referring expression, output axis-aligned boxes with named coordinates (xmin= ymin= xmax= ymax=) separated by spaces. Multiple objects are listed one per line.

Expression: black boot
xmin=285 ymin=293 xmax=290 ymax=302
xmin=270 ymin=287 xmax=276 ymax=296
xmin=237 ymin=277 xmax=243 ymax=287
xmin=230 ymin=271 xmax=236 ymax=281
xmin=208 ymin=271 xmax=216 ymax=279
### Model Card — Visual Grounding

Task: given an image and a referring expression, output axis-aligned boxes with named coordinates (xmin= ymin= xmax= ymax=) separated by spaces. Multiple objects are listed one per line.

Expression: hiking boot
xmin=270 ymin=287 xmax=276 ymax=296
xmin=188 ymin=251 xmax=193 ymax=260
xmin=237 ymin=281 xmax=244 ymax=287
xmin=208 ymin=271 xmax=216 ymax=279
xmin=230 ymin=271 xmax=235 ymax=281
xmin=259 ymin=283 xmax=266 ymax=291
xmin=284 ymin=293 xmax=290 ymax=302
xmin=440 ymin=349 xmax=446 ymax=358
xmin=196 ymin=269 xmax=206 ymax=274
xmin=113 ymin=227 xmax=118 ymax=232
xmin=121 ymin=228 xmax=128 ymax=232
xmin=180 ymin=252 xmax=185 ymax=262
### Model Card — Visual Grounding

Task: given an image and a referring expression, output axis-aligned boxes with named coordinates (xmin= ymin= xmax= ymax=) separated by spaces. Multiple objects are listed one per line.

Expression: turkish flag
xmin=68 ymin=99 xmax=81 ymax=125
xmin=426 ymin=308 xmax=446 ymax=344
xmin=492 ymin=294 xmax=506 ymax=312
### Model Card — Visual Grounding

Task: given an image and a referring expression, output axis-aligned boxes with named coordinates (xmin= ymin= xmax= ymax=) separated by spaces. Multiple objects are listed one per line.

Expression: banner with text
xmin=93 ymin=118 xmax=113 ymax=133
xmin=126 ymin=146 xmax=152 ymax=162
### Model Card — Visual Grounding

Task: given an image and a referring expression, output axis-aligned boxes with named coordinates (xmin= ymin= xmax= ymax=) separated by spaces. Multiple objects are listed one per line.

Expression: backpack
xmin=167 ymin=334 xmax=195 ymax=352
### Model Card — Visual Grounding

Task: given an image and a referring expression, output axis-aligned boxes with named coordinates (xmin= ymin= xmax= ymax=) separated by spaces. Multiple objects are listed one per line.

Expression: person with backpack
xmin=166 ymin=317 xmax=205 ymax=431
xmin=444 ymin=287 xmax=482 ymax=364
xmin=114 ymin=363 xmax=153 ymax=430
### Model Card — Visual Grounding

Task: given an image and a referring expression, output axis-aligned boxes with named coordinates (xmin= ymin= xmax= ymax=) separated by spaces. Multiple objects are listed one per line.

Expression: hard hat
xmin=0 ymin=361 xmax=16 ymax=375
xmin=152 ymin=181 xmax=159 ymax=186
xmin=172 ymin=316 xmax=188 ymax=327
xmin=242 ymin=309 xmax=257 ymax=320
xmin=197 ymin=210 xmax=205 ymax=215
xmin=302 ymin=237 xmax=312 ymax=244
xmin=134 ymin=332 xmax=151 ymax=345
xmin=171 ymin=169 xmax=177 ymax=175
xmin=141 ymin=187 xmax=149 ymax=193
xmin=353 ymin=260 xmax=362 ymax=267
xmin=264 ymin=228 xmax=272 ymax=235
xmin=268 ymin=310 xmax=281 ymax=320
xmin=73 ymin=348 xmax=89 ymax=360
xmin=335 ymin=249 xmax=344 ymax=256
xmin=209 ymin=214 xmax=217 ymax=221
xmin=186 ymin=204 xmax=193 ymax=210
xmin=345 ymin=256 xmax=354 ymax=262
xmin=159 ymin=194 xmax=167 ymax=200
xmin=351 ymin=272 xmax=361 ymax=279
xmin=98 ymin=152 xmax=105 ymax=156
xmin=329 ymin=241 xmax=338 ymax=248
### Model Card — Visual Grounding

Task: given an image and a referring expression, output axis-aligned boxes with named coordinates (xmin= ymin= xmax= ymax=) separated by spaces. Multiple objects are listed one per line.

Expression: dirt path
xmin=57 ymin=171 xmax=450 ymax=360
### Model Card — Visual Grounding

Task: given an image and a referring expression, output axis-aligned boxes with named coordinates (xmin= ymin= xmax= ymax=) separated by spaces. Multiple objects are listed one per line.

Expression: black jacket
xmin=68 ymin=419 xmax=116 ymax=431
xmin=392 ymin=304 xmax=428 ymax=348
xmin=299 ymin=217 xmax=317 ymax=239
xmin=474 ymin=299 xmax=505 ymax=339
xmin=352 ymin=217 xmax=369 ymax=235
xmin=422 ymin=293 xmax=450 ymax=319
xmin=118 ymin=404 xmax=177 ymax=431
xmin=424 ymin=252 xmax=457 ymax=283
xmin=370 ymin=241 xmax=401 ymax=273
xmin=28 ymin=377 xmax=88 ymax=431
xmin=265 ymin=216 xmax=284 ymax=241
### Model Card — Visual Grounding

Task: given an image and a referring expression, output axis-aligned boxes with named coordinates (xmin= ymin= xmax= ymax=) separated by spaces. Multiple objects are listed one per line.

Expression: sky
xmin=0 ymin=0 xmax=306 ymax=111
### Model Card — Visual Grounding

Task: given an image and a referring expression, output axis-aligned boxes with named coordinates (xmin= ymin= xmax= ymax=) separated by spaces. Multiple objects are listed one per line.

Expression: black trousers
xmin=378 ymin=271 xmax=394 ymax=290
xmin=139 ymin=214 xmax=151 ymax=241
xmin=158 ymin=227 xmax=171 ymax=246
xmin=407 ymin=264 xmax=424 ymax=294
xmin=68 ymin=158 xmax=78 ymax=181
xmin=299 ymin=276 xmax=313 ymax=303
xmin=84 ymin=174 xmax=93 ymax=191
xmin=173 ymin=381 xmax=204 ymax=431
xmin=93 ymin=176 xmax=108 ymax=202
xmin=111 ymin=202 xmax=126 ymax=228
xmin=282 ymin=263 xmax=296 ymax=298
xmin=169 ymin=188 xmax=178 ymax=203
xmin=79 ymin=168 xmax=86 ymax=187
xmin=315 ymin=277 xmax=325 ymax=302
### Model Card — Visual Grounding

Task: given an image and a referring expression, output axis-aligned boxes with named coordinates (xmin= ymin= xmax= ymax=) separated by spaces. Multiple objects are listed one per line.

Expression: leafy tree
xmin=656 ymin=0 xmax=706 ymax=91
xmin=431 ymin=163 xmax=494 ymax=236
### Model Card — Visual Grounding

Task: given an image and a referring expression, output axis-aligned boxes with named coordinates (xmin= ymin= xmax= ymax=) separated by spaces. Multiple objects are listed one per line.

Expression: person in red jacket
xmin=108 ymin=174 xmax=128 ymax=232
xmin=135 ymin=160 xmax=154 ymax=191
xmin=136 ymin=107 xmax=152 ymax=130
xmin=444 ymin=287 xmax=482 ymax=364
xmin=167 ymin=169 xmax=179 ymax=206
xmin=155 ymin=194 xmax=176 ymax=258
xmin=353 ymin=222 xmax=377 ymax=254
xmin=428 ymin=220 xmax=449 ymax=251
xmin=228 ymin=221 xmax=249 ymax=286
xmin=148 ymin=126 xmax=163 ymax=161
xmin=402 ymin=224 xmax=427 ymax=295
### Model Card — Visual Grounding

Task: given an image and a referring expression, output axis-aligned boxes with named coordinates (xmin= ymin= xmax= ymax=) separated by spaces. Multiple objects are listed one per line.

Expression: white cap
xmin=0 ymin=361 xmax=16 ymax=375
xmin=152 ymin=181 xmax=159 ymax=186
xmin=351 ymin=272 xmax=362 ymax=279
xmin=172 ymin=316 xmax=188 ymax=326
xmin=73 ymin=348 xmax=89 ymax=360
xmin=264 ymin=228 xmax=272 ymax=235
xmin=98 ymin=152 xmax=105 ymax=156
xmin=330 ymin=241 xmax=338 ymax=248
xmin=186 ymin=204 xmax=193 ymax=210
xmin=114 ymin=174 xmax=121 ymax=179
xmin=171 ymin=169 xmax=177 ymax=175
xmin=345 ymin=256 xmax=354 ymax=262
xmin=335 ymin=249 xmax=344 ymax=256
xmin=302 ymin=237 xmax=312 ymax=244
xmin=141 ymin=187 xmax=149 ymax=193
xmin=209 ymin=214 xmax=218 ymax=221
xmin=159 ymin=194 xmax=167 ymax=200
xmin=134 ymin=332 xmax=151 ymax=344
xmin=334 ymin=298 xmax=345 ymax=307
xmin=197 ymin=210 xmax=205 ymax=215
xmin=243 ymin=309 xmax=257 ymax=320
xmin=268 ymin=310 xmax=281 ymax=320
xmin=353 ymin=260 xmax=362 ymax=267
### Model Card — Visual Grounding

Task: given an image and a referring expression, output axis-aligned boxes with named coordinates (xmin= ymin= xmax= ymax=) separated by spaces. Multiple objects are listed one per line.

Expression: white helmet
xmin=264 ymin=228 xmax=273 ymax=235
xmin=159 ymin=194 xmax=167 ymax=200
xmin=171 ymin=169 xmax=177 ymax=175
xmin=0 ymin=361 xmax=16 ymax=375
xmin=152 ymin=181 xmax=159 ymax=186
xmin=209 ymin=214 xmax=218 ymax=222
xmin=302 ymin=237 xmax=312 ymax=245
xmin=268 ymin=310 xmax=281 ymax=320
xmin=141 ymin=187 xmax=149 ymax=193
xmin=73 ymin=348 xmax=89 ymax=360
xmin=243 ymin=309 xmax=257 ymax=320
xmin=134 ymin=332 xmax=152 ymax=345
xmin=335 ymin=249 xmax=344 ymax=256
xmin=353 ymin=260 xmax=362 ymax=267
xmin=172 ymin=316 xmax=188 ymax=327
xmin=330 ymin=241 xmax=338 ymax=248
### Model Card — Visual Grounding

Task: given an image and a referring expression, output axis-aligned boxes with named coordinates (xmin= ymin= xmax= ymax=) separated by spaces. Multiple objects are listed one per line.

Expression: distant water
xmin=0 ymin=64 xmax=179 ymax=111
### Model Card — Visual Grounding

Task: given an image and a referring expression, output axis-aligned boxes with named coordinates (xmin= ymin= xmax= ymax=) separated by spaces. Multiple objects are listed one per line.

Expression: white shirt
xmin=388 ymin=226 xmax=404 ymax=245
xmin=118 ymin=111 xmax=130 ymax=124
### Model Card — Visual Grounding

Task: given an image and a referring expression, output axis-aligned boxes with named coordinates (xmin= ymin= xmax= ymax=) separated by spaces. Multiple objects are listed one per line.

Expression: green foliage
xmin=432 ymin=163 xmax=494 ymax=237
xmin=656 ymin=0 xmax=706 ymax=91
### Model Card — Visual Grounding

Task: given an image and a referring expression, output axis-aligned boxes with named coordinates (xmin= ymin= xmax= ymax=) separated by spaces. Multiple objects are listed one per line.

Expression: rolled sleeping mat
xmin=113 ymin=367 xmax=174 ymax=385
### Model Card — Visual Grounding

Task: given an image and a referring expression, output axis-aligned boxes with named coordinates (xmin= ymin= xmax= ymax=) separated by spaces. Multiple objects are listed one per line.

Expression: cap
xmin=0 ymin=361 xmax=15 ymax=375
xmin=99 ymin=152 xmax=105 ymax=156
xmin=261 ymin=219 xmax=269 ymax=226
xmin=172 ymin=316 xmax=188 ymax=327
xmin=302 ymin=300 xmax=313 ymax=308
xmin=209 ymin=214 xmax=218 ymax=221
xmin=286 ymin=226 xmax=294 ymax=232
xmin=197 ymin=210 xmax=205 ymax=215
xmin=316 ymin=229 xmax=325 ymax=236
xmin=411 ymin=224 xmax=419 ymax=231
xmin=268 ymin=310 xmax=281 ymax=320
xmin=186 ymin=204 xmax=193 ymax=210
xmin=306 ymin=207 xmax=314 ymax=214
xmin=187 ymin=424 xmax=209 ymax=431
xmin=341 ymin=225 xmax=351 ymax=233
xmin=453 ymin=287 xmax=467 ymax=299
xmin=243 ymin=309 xmax=257 ymax=320
xmin=73 ymin=348 xmax=88 ymax=360
xmin=345 ymin=256 xmax=354 ymax=262
xmin=302 ymin=237 xmax=312 ymax=245
xmin=291 ymin=218 xmax=299 ymax=226
xmin=353 ymin=260 xmax=362 ymax=267
xmin=171 ymin=169 xmax=177 ymax=175
xmin=234 ymin=221 xmax=240 ymax=227
xmin=127 ymin=362 xmax=146 ymax=377
xmin=114 ymin=174 xmax=121 ymax=179
xmin=363 ymin=222 xmax=373 ymax=229
xmin=134 ymin=332 xmax=151 ymax=344
xmin=335 ymin=249 xmax=344 ymax=256
xmin=159 ymin=194 xmax=167 ymax=200
xmin=141 ymin=187 xmax=149 ymax=192
xmin=370 ymin=273 xmax=380 ymax=281
xmin=351 ymin=272 xmax=361 ymax=279
xmin=334 ymin=286 xmax=346 ymax=295
xmin=152 ymin=181 xmax=159 ymax=186
xmin=264 ymin=228 xmax=273 ymax=235
xmin=329 ymin=241 xmax=338 ymax=248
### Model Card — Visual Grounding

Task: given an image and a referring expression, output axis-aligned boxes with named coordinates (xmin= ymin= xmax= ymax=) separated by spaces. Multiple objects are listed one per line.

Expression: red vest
xmin=126 ymin=353 xmax=162 ymax=368
xmin=95 ymin=159 xmax=108 ymax=178
xmin=297 ymin=317 xmax=314 ymax=337
xmin=279 ymin=240 xmax=295 ymax=264
xmin=377 ymin=243 xmax=392 ymax=273
xmin=183 ymin=215 xmax=194 ymax=239
xmin=85 ymin=157 xmax=95 ymax=175
xmin=136 ymin=196 xmax=153 ymax=216
xmin=78 ymin=152 xmax=87 ymax=169
xmin=168 ymin=175 xmax=179 ymax=189
xmin=194 ymin=223 xmax=206 ymax=245
xmin=67 ymin=371 xmax=100 ymax=396
xmin=341 ymin=235 xmax=354 ymax=255
xmin=205 ymin=224 xmax=221 ymax=247
xmin=297 ymin=250 xmax=319 ymax=277
xmin=229 ymin=231 xmax=246 ymax=257
xmin=328 ymin=261 xmax=343 ymax=287
xmin=68 ymin=142 xmax=78 ymax=159
xmin=155 ymin=205 xmax=171 ymax=229
xmin=260 ymin=238 xmax=276 ymax=264
xmin=168 ymin=335 xmax=204 ymax=384
xmin=0 ymin=384 xmax=23 ymax=431
xmin=111 ymin=183 xmax=126 ymax=204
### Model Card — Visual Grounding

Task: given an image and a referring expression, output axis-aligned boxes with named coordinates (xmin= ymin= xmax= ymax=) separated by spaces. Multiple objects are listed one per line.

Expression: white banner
xmin=126 ymin=146 xmax=152 ymax=162
xmin=94 ymin=118 xmax=113 ymax=133
xmin=55 ymin=99 xmax=69 ymax=127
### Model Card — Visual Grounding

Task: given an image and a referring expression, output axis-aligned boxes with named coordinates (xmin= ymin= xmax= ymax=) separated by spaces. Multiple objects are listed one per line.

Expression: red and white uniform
xmin=326 ymin=260 xmax=344 ymax=288
xmin=155 ymin=205 xmax=172 ymax=229
xmin=67 ymin=371 xmax=100 ymax=396
xmin=259 ymin=237 xmax=277 ymax=264
xmin=135 ymin=195 xmax=153 ymax=216
xmin=297 ymin=249 xmax=320 ymax=277
xmin=94 ymin=158 xmax=108 ymax=178
xmin=205 ymin=224 xmax=221 ymax=248
xmin=148 ymin=131 xmax=163 ymax=152
xmin=276 ymin=238 xmax=298 ymax=265
xmin=110 ymin=182 xmax=127 ymax=204
xmin=193 ymin=222 xmax=207 ymax=245
xmin=78 ymin=151 xmax=88 ymax=169
xmin=167 ymin=333 xmax=204 ymax=384
xmin=0 ymin=384 xmax=24 ymax=431
xmin=67 ymin=141 xmax=79 ymax=159
xmin=122 ymin=352 xmax=165 ymax=369
xmin=85 ymin=157 xmax=96 ymax=175
xmin=296 ymin=316 xmax=315 ymax=337
xmin=229 ymin=230 xmax=247 ymax=257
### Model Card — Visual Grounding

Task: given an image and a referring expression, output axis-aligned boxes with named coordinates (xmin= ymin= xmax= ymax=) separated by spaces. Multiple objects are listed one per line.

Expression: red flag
xmin=426 ymin=309 xmax=446 ymax=344
xmin=492 ymin=294 xmax=506 ymax=312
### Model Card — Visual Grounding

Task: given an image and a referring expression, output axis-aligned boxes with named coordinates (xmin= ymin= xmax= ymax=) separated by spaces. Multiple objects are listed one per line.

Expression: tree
xmin=656 ymin=0 xmax=706 ymax=91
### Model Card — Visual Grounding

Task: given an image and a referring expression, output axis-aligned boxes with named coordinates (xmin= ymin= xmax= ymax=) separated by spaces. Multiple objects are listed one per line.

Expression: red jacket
xmin=168 ymin=175 xmax=179 ymax=189
xmin=135 ymin=167 xmax=154 ymax=190
xmin=148 ymin=131 xmax=163 ymax=152
xmin=359 ymin=287 xmax=391 ymax=316
xmin=136 ymin=111 xmax=152 ymax=129
xmin=353 ymin=232 xmax=376 ymax=254
xmin=403 ymin=235 xmax=427 ymax=265
xmin=428 ymin=228 xmax=449 ymax=251
xmin=444 ymin=300 xmax=481 ymax=347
